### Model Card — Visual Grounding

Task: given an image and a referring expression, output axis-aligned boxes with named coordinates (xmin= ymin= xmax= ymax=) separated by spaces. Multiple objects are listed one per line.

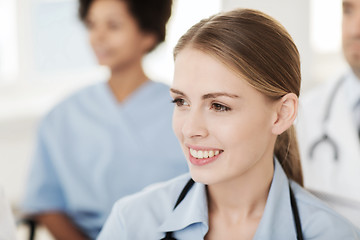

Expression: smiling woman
xmin=98 ymin=8 xmax=360 ymax=240
xmin=171 ymin=47 xmax=285 ymax=188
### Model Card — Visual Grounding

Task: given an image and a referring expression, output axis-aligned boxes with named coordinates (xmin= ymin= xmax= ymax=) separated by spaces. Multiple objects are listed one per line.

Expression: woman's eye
xmin=172 ymin=98 xmax=189 ymax=107
xmin=211 ymin=103 xmax=231 ymax=112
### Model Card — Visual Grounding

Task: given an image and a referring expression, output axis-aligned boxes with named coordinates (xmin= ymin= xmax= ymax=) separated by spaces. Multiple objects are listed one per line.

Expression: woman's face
xmin=86 ymin=0 xmax=155 ymax=70
xmin=171 ymin=47 xmax=278 ymax=186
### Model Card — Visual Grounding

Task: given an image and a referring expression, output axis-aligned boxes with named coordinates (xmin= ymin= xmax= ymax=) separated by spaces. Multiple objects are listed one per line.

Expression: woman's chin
xmin=95 ymin=56 xmax=115 ymax=67
xmin=189 ymin=168 xmax=216 ymax=185
xmin=97 ymin=60 xmax=111 ymax=67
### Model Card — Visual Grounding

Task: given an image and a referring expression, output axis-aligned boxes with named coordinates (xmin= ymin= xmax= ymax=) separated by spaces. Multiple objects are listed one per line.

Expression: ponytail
xmin=274 ymin=125 xmax=303 ymax=186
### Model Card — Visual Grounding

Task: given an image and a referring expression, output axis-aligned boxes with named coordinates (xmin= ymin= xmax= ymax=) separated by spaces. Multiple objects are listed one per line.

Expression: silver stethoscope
xmin=308 ymin=77 xmax=347 ymax=162
xmin=161 ymin=179 xmax=304 ymax=240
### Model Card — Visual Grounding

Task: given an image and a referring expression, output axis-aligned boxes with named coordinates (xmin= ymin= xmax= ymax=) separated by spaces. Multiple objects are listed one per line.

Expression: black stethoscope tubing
xmin=308 ymin=76 xmax=347 ymax=162
xmin=161 ymin=179 xmax=304 ymax=240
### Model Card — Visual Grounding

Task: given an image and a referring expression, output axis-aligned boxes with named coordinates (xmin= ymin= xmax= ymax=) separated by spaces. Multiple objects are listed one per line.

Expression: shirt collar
xmin=253 ymin=159 xmax=296 ymax=239
xmin=158 ymin=159 xmax=296 ymax=239
xmin=158 ymin=180 xmax=209 ymax=234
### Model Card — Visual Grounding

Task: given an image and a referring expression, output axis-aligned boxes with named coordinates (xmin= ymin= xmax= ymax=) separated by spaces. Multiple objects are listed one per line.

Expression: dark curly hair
xmin=79 ymin=0 xmax=173 ymax=49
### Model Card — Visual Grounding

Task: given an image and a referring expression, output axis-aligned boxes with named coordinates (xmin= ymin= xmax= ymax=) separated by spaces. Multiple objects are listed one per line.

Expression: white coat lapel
xmin=325 ymin=84 xmax=360 ymax=201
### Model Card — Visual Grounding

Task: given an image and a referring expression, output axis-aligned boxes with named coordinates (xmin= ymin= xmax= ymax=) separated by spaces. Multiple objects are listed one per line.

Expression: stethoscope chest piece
xmin=308 ymin=77 xmax=346 ymax=162
xmin=308 ymin=133 xmax=339 ymax=161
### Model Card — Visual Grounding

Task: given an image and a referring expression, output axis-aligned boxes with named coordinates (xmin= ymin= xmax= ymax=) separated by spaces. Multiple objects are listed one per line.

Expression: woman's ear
xmin=272 ymin=93 xmax=298 ymax=135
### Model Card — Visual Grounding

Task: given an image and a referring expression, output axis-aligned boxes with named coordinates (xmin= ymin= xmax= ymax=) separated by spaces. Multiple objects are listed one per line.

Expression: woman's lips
xmin=187 ymin=147 xmax=223 ymax=166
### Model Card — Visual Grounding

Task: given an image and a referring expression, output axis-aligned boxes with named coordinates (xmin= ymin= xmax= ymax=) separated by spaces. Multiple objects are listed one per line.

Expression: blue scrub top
xmin=22 ymin=80 xmax=188 ymax=239
xmin=98 ymin=159 xmax=360 ymax=239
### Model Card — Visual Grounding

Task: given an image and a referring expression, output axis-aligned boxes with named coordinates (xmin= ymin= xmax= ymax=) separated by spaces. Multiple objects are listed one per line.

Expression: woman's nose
xmin=181 ymin=110 xmax=209 ymax=139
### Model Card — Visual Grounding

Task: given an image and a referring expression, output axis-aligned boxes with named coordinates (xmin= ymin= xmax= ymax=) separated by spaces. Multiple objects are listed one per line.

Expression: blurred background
xmin=0 ymin=0 xmax=345 ymax=238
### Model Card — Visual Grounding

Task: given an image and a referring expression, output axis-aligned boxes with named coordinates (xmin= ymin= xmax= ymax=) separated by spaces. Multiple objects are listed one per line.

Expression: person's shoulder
xmin=148 ymin=80 xmax=171 ymax=98
xmin=150 ymin=80 xmax=170 ymax=91
xmin=99 ymin=174 xmax=193 ymax=238
xmin=291 ymin=182 xmax=360 ymax=239
xmin=140 ymin=80 xmax=174 ymax=116
xmin=298 ymin=76 xmax=342 ymax=123
xmin=301 ymin=75 xmax=342 ymax=105
xmin=114 ymin=173 xmax=190 ymax=209
xmin=112 ymin=173 xmax=190 ymax=221
xmin=50 ymin=82 xmax=104 ymax=114
xmin=40 ymin=82 xmax=105 ymax=125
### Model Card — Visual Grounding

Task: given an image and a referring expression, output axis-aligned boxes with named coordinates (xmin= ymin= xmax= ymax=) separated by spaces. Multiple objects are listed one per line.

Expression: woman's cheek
xmin=172 ymin=110 xmax=183 ymax=140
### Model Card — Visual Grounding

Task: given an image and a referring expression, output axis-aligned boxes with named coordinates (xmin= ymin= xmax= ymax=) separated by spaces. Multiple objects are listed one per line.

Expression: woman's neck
xmin=205 ymin=157 xmax=274 ymax=239
xmin=108 ymin=61 xmax=148 ymax=102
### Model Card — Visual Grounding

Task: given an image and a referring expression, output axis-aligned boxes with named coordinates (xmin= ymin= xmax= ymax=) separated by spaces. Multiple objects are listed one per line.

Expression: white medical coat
xmin=297 ymin=70 xmax=360 ymax=226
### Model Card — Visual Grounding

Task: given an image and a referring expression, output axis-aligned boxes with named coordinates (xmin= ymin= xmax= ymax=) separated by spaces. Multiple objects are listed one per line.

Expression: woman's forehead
xmin=173 ymin=49 xmax=250 ymax=94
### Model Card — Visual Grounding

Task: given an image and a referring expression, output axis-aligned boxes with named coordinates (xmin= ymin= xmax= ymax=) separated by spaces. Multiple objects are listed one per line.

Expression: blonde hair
xmin=174 ymin=9 xmax=303 ymax=186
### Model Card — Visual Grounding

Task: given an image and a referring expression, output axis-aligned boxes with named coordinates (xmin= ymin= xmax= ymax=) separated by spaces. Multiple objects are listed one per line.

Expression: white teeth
xmin=209 ymin=151 xmax=214 ymax=158
xmin=190 ymin=148 xmax=221 ymax=159
xmin=190 ymin=149 xmax=198 ymax=158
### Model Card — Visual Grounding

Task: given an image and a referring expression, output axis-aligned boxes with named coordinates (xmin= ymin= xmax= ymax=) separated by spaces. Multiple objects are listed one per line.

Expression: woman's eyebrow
xmin=202 ymin=92 xmax=240 ymax=99
xmin=170 ymin=88 xmax=187 ymax=97
xmin=170 ymin=89 xmax=240 ymax=99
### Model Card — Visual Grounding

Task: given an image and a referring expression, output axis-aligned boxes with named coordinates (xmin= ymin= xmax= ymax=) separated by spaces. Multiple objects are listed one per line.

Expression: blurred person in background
xmin=297 ymin=0 xmax=360 ymax=222
xmin=21 ymin=0 xmax=187 ymax=239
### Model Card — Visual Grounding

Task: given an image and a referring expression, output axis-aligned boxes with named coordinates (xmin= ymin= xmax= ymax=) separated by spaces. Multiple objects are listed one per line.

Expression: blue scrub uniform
xmin=98 ymin=159 xmax=360 ymax=239
xmin=22 ymin=80 xmax=188 ymax=239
